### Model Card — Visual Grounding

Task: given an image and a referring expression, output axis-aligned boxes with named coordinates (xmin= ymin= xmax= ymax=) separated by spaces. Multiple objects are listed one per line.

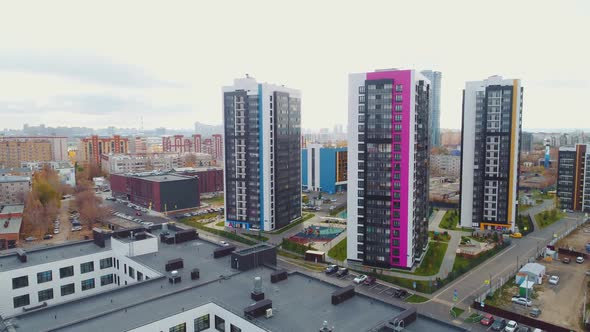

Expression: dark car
xmin=43 ymin=234 xmax=53 ymax=240
xmin=394 ymin=289 xmax=408 ymax=298
xmin=529 ymin=307 xmax=542 ymax=318
xmin=135 ymin=211 xmax=142 ymax=216
xmin=480 ymin=313 xmax=494 ymax=326
xmin=490 ymin=319 xmax=506 ymax=331
xmin=516 ymin=327 xmax=531 ymax=332
xmin=364 ymin=276 xmax=377 ymax=286
xmin=563 ymin=257 xmax=571 ymax=264
xmin=336 ymin=267 xmax=349 ymax=277
xmin=325 ymin=265 xmax=338 ymax=275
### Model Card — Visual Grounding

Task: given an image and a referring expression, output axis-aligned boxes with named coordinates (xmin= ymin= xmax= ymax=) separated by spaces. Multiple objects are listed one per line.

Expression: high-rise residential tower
xmin=223 ymin=76 xmax=301 ymax=231
xmin=460 ymin=76 xmax=523 ymax=231
xmin=557 ymin=144 xmax=588 ymax=212
xmin=347 ymin=69 xmax=430 ymax=269
xmin=421 ymin=70 xmax=442 ymax=147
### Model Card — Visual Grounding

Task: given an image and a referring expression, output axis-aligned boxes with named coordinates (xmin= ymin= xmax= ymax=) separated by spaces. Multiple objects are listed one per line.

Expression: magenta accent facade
xmin=366 ymin=70 xmax=412 ymax=268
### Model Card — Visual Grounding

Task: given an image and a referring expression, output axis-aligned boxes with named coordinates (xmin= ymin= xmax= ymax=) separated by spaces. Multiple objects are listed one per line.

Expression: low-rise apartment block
xmin=0 ymin=176 xmax=31 ymax=205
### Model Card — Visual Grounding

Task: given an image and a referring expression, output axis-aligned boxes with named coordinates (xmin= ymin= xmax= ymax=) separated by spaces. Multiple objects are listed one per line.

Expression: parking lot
xmin=323 ymin=266 xmax=413 ymax=302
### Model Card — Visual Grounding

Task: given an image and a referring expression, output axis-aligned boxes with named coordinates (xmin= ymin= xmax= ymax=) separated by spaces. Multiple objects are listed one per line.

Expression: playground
xmin=289 ymin=225 xmax=344 ymax=244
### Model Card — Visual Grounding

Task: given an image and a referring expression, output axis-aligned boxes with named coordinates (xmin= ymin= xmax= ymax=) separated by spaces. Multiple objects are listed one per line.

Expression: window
xmin=81 ymin=278 xmax=95 ymax=291
xmin=61 ymin=283 xmax=75 ymax=296
xmin=194 ymin=314 xmax=210 ymax=332
xmin=100 ymin=257 xmax=113 ymax=269
xmin=395 ymin=104 xmax=402 ymax=112
xmin=128 ymin=266 xmax=135 ymax=279
xmin=60 ymin=266 xmax=74 ymax=278
xmin=12 ymin=276 xmax=29 ymax=289
xmin=215 ymin=315 xmax=225 ymax=332
xmin=395 ymin=94 xmax=402 ymax=102
xmin=37 ymin=270 xmax=52 ymax=284
xmin=395 ymin=84 xmax=403 ymax=92
xmin=38 ymin=288 xmax=54 ymax=302
xmin=230 ymin=324 xmax=242 ymax=332
xmin=100 ymin=274 xmax=114 ymax=286
xmin=81 ymin=261 xmax=94 ymax=274
xmin=13 ymin=294 xmax=30 ymax=308
xmin=169 ymin=323 xmax=186 ymax=332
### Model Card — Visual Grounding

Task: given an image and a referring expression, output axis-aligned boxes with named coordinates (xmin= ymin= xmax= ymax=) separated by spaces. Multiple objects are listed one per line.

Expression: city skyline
xmin=0 ymin=1 xmax=588 ymax=131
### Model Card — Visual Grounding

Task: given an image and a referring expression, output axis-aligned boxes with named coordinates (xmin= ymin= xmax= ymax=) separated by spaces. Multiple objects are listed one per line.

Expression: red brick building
xmin=0 ymin=204 xmax=24 ymax=249
xmin=174 ymin=167 xmax=223 ymax=194
xmin=78 ymin=135 xmax=129 ymax=165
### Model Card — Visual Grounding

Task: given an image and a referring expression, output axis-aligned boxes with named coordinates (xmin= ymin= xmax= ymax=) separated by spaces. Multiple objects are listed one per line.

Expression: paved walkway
xmin=430 ymin=209 xmax=463 ymax=279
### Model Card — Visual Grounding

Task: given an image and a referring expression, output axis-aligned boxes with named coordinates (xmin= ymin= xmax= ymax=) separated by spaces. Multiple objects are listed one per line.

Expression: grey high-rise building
xmin=421 ymin=70 xmax=442 ymax=147
xmin=222 ymin=76 xmax=301 ymax=231
xmin=521 ymin=132 xmax=533 ymax=152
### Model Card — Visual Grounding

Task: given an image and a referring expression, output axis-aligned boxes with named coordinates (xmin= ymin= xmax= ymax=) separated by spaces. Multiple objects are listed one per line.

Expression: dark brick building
xmin=173 ymin=167 xmax=223 ymax=194
xmin=110 ymin=173 xmax=199 ymax=212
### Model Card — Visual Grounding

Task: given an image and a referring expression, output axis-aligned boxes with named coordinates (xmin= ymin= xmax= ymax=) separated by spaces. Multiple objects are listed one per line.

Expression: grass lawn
xmin=464 ymin=313 xmax=483 ymax=323
xmin=518 ymin=204 xmax=533 ymax=214
xmin=535 ymin=209 xmax=566 ymax=228
xmin=179 ymin=217 xmax=257 ymax=245
xmin=201 ymin=194 xmax=224 ymax=205
xmin=268 ymin=213 xmax=314 ymax=234
xmin=189 ymin=212 xmax=219 ymax=221
xmin=328 ymin=238 xmax=347 ymax=261
xmin=406 ymin=294 xmax=429 ymax=303
xmin=329 ymin=205 xmax=346 ymax=216
xmin=452 ymin=243 xmax=507 ymax=276
xmin=429 ymin=230 xmax=451 ymax=242
xmin=215 ymin=221 xmax=224 ymax=227
xmin=414 ymin=241 xmax=448 ymax=276
xmin=450 ymin=307 xmax=465 ymax=318
xmin=242 ymin=233 xmax=269 ymax=242
xmin=440 ymin=209 xmax=459 ymax=230
xmin=515 ymin=214 xmax=533 ymax=235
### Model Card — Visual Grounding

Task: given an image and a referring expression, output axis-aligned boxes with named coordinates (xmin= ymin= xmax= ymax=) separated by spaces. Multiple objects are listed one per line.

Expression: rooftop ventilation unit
xmin=265 ymin=308 xmax=273 ymax=318
xmin=16 ymin=248 xmax=27 ymax=263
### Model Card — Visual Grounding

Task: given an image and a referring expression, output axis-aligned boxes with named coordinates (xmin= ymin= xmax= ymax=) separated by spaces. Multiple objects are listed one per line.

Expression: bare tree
xmin=74 ymin=187 xmax=109 ymax=230
xmin=183 ymin=153 xmax=197 ymax=168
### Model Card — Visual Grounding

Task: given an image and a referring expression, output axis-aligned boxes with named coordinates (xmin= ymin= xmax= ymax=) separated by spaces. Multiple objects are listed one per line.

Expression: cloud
xmin=0 ymin=94 xmax=194 ymax=116
xmin=0 ymin=50 xmax=178 ymax=88
xmin=531 ymin=79 xmax=590 ymax=89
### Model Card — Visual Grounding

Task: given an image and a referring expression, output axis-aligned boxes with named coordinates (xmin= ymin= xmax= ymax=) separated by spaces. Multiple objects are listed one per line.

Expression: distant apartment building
xmin=21 ymin=161 xmax=76 ymax=187
xmin=521 ymin=132 xmax=533 ymax=152
xmin=212 ymin=134 xmax=223 ymax=160
xmin=0 ymin=176 xmax=31 ymax=205
xmin=110 ymin=172 xmax=199 ymax=212
xmin=223 ymin=76 xmax=301 ymax=231
xmin=0 ymin=204 xmax=24 ymax=250
xmin=0 ymin=168 xmax=33 ymax=177
xmin=192 ymin=134 xmax=202 ymax=153
xmin=0 ymin=138 xmax=51 ymax=168
xmin=127 ymin=136 xmax=148 ymax=154
xmin=77 ymin=135 xmax=129 ymax=165
xmin=301 ymin=144 xmax=347 ymax=194
xmin=430 ymin=154 xmax=461 ymax=177
xmin=421 ymin=70 xmax=442 ymax=147
xmin=100 ymin=153 xmax=185 ymax=174
xmin=347 ymin=69 xmax=430 ymax=269
xmin=557 ymin=144 xmax=589 ymax=211
xmin=440 ymin=130 xmax=462 ymax=147
xmin=460 ymin=76 xmax=523 ymax=231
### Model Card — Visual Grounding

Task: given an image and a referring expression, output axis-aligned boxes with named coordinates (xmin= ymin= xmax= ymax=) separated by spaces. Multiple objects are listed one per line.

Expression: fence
xmin=472 ymin=301 xmax=572 ymax=332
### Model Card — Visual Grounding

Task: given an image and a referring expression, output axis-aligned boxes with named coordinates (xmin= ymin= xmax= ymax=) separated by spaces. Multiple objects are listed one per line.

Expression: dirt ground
xmin=557 ymin=226 xmax=590 ymax=252
xmin=534 ymin=260 xmax=587 ymax=330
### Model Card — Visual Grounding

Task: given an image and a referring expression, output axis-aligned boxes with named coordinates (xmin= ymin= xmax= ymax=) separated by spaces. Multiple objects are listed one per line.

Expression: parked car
xmin=325 ymin=265 xmax=339 ymax=275
xmin=490 ymin=319 xmax=506 ymax=331
xmin=336 ymin=267 xmax=349 ymax=277
xmin=529 ymin=307 xmax=542 ymax=318
xmin=393 ymin=289 xmax=408 ymax=298
xmin=562 ymin=257 xmax=571 ymax=264
xmin=363 ymin=276 xmax=377 ymax=286
xmin=577 ymin=256 xmax=585 ymax=264
xmin=548 ymin=275 xmax=559 ymax=285
xmin=510 ymin=232 xmax=523 ymax=238
xmin=479 ymin=313 xmax=494 ymax=326
xmin=220 ymin=241 xmax=229 ymax=246
xmin=505 ymin=320 xmax=518 ymax=332
xmin=53 ymin=228 xmax=60 ymax=234
xmin=135 ymin=211 xmax=142 ymax=216
xmin=105 ymin=197 xmax=116 ymax=201
xmin=43 ymin=234 xmax=53 ymax=240
xmin=511 ymin=296 xmax=532 ymax=306
xmin=517 ymin=327 xmax=532 ymax=332
xmin=353 ymin=275 xmax=368 ymax=284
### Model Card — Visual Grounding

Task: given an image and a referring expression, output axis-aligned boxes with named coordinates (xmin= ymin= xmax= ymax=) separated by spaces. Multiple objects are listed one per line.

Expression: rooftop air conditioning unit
xmin=265 ymin=308 xmax=273 ymax=318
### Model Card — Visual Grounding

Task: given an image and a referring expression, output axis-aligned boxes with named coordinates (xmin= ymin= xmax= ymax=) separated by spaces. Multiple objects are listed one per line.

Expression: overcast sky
xmin=0 ymin=1 xmax=588 ymax=131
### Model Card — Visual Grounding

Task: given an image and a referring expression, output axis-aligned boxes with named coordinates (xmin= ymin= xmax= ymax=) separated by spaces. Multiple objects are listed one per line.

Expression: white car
xmin=220 ymin=241 xmax=229 ymax=246
xmin=511 ymin=296 xmax=532 ymax=306
xmin=504 ymin=320 xmax=518 ymax=332
xmin=549 ymin=275 xmax=559 ymax=285
xmin=577 ymin=256 xmax=585 ymax=264
xmin=53 ymin=228 xmax=60 ymax=234
xmin=353 ymin=275 xmax=368 ymax=284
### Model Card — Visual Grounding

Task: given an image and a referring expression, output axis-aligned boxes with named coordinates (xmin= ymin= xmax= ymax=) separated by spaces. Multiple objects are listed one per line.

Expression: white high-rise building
xmin=460 ymin=76 xmax=523 ymax=231
xmin=222 ymin=76 xmax=301 ymax=231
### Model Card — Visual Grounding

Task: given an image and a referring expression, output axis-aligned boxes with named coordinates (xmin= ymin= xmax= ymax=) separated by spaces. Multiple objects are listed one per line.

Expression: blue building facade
xmin=302 ymin=144 xmax=347 ymax=194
